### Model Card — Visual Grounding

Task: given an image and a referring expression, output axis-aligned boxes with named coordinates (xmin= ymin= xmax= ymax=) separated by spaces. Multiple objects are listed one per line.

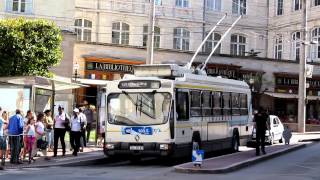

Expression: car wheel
xmin=269 ymin=134 xmax=274 ymax=145
xmin=279 ymin=136 xmax=283 ymax=143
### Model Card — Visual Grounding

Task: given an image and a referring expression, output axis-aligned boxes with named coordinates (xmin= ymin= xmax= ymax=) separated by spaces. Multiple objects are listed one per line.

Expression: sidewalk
xmin=174 ymin=133 xmax=320 ymax=174
xmin=1 ymin=144 xmax=105 ymax=170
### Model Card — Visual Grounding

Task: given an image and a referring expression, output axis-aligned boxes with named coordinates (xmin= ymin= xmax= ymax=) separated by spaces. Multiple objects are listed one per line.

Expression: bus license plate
xmin=130 ymin=146 xmax=144 ymax=151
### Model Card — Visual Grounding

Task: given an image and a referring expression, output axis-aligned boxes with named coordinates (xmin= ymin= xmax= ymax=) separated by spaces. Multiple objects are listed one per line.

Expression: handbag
xmin=37 ymin=139 xmax=48 ymax=150
xmin=63 ymin=114 xmax=71 ymax=131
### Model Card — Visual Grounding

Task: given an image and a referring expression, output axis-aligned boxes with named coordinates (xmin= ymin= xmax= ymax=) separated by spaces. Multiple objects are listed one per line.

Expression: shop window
xmin=190 ymin=90 xmax=201 ymax=117
xmin=231 ymin=93 xmax=240 ymax=115
xmin=176 ymin=90 xmax=189 ymax=121
xmin=213 ymin=92 xmax=222 ymax=116
xmin=222 ymin=92 xmax=231 ymax=115
xmin=240 ymin=94 xmax=248 ymax=115
xmin=202 ymin=91 xmax=212 ymax=116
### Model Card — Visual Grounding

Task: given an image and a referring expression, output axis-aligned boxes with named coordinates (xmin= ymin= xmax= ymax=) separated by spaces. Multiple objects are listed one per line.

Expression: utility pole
xmin=146 ymin=0 xmax=156 ymax=64
xmin=298 ymin=0 xmax=308 ymax=133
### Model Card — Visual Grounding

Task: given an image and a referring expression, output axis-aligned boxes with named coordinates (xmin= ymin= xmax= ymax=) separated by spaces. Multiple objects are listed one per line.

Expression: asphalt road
xmin=1 ymin=142 xmax=320 ymax=180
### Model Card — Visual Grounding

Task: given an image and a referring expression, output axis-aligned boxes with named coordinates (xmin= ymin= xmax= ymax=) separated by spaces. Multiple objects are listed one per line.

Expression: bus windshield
xmin=107 ymin=92 xmax=172 ymax=125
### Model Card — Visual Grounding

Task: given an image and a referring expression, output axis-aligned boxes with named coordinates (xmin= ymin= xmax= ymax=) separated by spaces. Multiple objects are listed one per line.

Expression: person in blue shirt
xmin=8 ymin=109 xmax=24 ymax=164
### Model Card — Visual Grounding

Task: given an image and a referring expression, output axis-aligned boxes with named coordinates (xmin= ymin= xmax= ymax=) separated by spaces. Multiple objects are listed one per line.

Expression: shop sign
xmin=276 ymin=76 xmax=320 ymax=88
xmin=206 ymin=67 xmax=237 ymax=79
xmin=86 ymin=62 xmax=133 ymax=73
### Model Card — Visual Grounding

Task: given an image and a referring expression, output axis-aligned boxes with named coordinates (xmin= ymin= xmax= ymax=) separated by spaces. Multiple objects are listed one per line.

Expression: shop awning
xmin=0 ymin=76 xmax=86 ymax=91
xmin=264 ymin=92 xmax=299 ymax=99
xmin=77 ymin=78 xmax=110 ymax=86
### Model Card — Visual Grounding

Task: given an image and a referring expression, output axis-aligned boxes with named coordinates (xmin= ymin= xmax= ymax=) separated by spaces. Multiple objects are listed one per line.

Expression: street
xmin=1 ymin=142 xmax=319 ymax=180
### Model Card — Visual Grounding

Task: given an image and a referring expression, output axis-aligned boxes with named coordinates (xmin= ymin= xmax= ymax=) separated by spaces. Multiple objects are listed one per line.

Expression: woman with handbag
xmin=44 ymin=110 xmax=54 ymax=152
xmin=34 ymin=113 xmax=50 ymax=161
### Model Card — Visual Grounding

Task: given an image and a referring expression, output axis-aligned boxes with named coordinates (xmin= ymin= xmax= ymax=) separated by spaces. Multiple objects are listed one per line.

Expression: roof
xmin=0 ymin=76 xmax=85 ymax=91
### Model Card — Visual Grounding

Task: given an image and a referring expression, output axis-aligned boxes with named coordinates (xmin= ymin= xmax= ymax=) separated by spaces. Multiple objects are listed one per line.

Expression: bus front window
xmin=107 ymin=92 xmax=172 ymax=125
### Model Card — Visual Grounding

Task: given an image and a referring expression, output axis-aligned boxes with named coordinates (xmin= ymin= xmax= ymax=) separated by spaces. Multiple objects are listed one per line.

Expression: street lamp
xmin=73 ymin=62 xmax=80 ymax=107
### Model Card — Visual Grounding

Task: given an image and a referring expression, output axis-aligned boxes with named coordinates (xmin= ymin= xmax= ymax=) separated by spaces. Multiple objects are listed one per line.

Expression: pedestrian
xmin=35 ymin=113 xmax=50 ymax=160
xmin=0 ymin=111 xmax=8 ymax=168
xmin=70 ymin=108 xmax=82 ymax=156
xmin=79 ymin=107 xmax=87 ymax=151
xmin=53 ymin=107 xmax=67 ymax=157
xmin=83 ymin=102 xmax=94 ymax=144
xmin=8 ymin=109 xmax=24 ymax=164
xmin=25 ymin=115 xmax=36 ymax=164
xmin=21 ymin=110 xmax=34 ymax=161
xmin=254 ymin=107 xmax=269 ymax=156
xmin=283 ymin=125 xmax=292 ymax=145
xmin=44 ymin=110 xmax=54 ymax=152
xmin=2 ymin=111 xmax=10 ymax=160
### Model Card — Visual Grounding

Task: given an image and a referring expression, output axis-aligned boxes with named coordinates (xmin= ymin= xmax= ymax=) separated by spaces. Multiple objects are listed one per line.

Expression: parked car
xmin=252 ymin=115 xmax=284 ymax=144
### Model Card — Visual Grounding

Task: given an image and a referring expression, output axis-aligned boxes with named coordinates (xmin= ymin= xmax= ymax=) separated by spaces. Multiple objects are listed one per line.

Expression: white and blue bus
xmin=104 ymin=64 xmax=253 ymax=157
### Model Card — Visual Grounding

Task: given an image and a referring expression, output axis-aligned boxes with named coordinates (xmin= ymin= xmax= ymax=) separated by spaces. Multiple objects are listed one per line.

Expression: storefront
xmin=265 ymin=72 xmax=320 ymax=131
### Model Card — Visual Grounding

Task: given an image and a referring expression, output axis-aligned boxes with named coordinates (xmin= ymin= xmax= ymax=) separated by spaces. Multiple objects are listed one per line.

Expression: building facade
xmin=2 ymin=0 xmax=320 ymax=131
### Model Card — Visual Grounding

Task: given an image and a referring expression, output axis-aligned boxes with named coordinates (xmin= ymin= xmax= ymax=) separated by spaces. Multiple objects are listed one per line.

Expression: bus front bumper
xmin=104 ymin=142 xmax=174 ymax=157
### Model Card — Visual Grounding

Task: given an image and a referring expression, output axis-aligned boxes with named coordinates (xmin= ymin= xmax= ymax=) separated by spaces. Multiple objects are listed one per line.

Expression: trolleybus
xmin=103 ymin=64 xmax=253 ymax=157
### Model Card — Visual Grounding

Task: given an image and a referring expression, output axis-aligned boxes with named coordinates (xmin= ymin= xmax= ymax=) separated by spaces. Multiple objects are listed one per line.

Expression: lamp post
xmin=73 ymin=62 xmax=80 ymax=108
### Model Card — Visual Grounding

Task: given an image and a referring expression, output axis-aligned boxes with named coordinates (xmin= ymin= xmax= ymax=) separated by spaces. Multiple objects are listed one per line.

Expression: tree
xmin=0 ymin=18 xmax=63 ymax=77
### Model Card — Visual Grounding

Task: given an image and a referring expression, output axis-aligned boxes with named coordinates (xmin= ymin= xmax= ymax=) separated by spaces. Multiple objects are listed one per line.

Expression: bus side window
xmin=176 ymin=90 xmax=189 ymax=121
xmin=213 ymin=92 xmax=222 ymax=116
xmin=231 ymin=93 xmax=240 ymax=115
xmin=190 ymin=90 xmax=201 ymax=117
xmin=202 ymin=91 xmax=212 ymax=116
xmin=240 ymin=94 xmax=248 ymax=115
xmin=222 ymin=92 xmax=231 ymax=116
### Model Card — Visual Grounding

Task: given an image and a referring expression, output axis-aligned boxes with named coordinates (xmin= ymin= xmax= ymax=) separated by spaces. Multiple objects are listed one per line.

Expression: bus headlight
xmin=106 ymin=144 xmax=115 ymax=150
xmin=160 ymin=144 xmax=169 ymax=150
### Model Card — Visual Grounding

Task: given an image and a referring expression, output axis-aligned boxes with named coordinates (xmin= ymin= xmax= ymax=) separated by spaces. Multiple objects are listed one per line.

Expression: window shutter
xmin=6 ymin=0 xmax=13 ymax=12
xmin=25 ymin=0 xmax=33 ymax=14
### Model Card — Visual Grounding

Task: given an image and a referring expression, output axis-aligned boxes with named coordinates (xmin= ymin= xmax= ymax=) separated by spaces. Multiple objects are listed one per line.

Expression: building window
xmin=274 ymin=35 xmax=283 ymax=60
xmin=205 ymin=32 xmax=221 ymax=54
xmin=6 ymin=0 xmax=33 ymax=13
xmin=143 ymin=25 xmax=160 ymax=48
xmin=276 ymin=0 xmax=284 ymax=15
xmin=292 ymin=31 xmax=301 ymax=61
xmin=293 ymin=0 xmax=302 ymax=11
xmin=176 ymin=0 xmax=189 ymax=8
xmin=230 ymin=34 xmax=246 ymax=56
xmin=112 ymin=22 xmax=130 ymax=45
xmin=173 ymin=28 xmax=190 ymax=51
xmin=206 ymin=0 xmax=221 ymax=11
xmin=232 ymin=0 xmax=246 ymax=15
xmin=74 ymin=19 xmax=92 ymax=42
xmin=311 ymin=28 xmax=320 ymax=61
xmin=314 ymin=0 xmax=320 ymax=6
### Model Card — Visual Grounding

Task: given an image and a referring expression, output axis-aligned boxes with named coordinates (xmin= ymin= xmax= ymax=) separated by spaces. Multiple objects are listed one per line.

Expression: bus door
xmin=201 ymin=91 xmax=212 ymax=142
xmin=175 ymin=89 xmax=192 ymax=144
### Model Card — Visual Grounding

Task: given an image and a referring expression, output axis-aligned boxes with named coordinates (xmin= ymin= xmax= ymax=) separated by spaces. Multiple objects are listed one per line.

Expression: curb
xmin=2 ymin=154 xmax=106 ymax=170
xmin=298 ymin=138 xmax=320 ymax=142
xmin=174 ymin=144 xmax=306 ymax=174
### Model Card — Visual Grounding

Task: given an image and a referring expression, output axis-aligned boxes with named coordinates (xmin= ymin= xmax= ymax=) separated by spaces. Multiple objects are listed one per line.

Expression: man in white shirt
xmin=70 ymin=108 xmax=81 ymax=156
xmin=53 ymin=107 xmax=67 ymax=157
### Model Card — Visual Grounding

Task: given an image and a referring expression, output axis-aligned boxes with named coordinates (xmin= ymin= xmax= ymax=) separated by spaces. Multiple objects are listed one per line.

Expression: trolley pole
xmin=298 ymin=0 xmax=307 ymax=133
xmin=146 ymin=0 xmax=156 ymax=65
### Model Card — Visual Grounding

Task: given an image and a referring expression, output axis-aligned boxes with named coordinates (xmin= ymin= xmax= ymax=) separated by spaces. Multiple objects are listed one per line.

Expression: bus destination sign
xmin=118 ymin=80 xmax=161 ymax=89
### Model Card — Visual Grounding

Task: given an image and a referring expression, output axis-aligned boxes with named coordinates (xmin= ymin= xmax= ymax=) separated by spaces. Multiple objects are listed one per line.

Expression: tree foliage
xmin=0 ymin=18 xmax=63 ymax=77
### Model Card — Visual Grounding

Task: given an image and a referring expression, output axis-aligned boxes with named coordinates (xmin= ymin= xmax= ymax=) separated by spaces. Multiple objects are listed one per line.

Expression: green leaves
xmin=0 ymin=18 xmax=63 ymax=77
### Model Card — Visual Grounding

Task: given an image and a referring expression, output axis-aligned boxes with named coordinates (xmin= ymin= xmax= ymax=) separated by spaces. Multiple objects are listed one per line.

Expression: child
xmin=283 ymin=125 xmax=292 ymax=145
xmin=25 ymin=117 xmax=36 ymax=164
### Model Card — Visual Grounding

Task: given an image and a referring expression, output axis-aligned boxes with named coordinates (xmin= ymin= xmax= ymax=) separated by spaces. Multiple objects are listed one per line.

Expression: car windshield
xmin=107 ymin=92 xmax=172 ymax=125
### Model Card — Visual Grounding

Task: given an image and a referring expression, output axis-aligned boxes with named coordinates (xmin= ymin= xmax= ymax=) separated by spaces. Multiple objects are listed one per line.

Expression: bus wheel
xmin=232 ymin=134 xmax=239 ymax=152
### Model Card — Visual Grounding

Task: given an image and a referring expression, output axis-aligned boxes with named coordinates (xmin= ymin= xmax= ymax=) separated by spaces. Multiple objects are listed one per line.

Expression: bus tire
xmin=231 ymin=132 xmax=239 ymax=152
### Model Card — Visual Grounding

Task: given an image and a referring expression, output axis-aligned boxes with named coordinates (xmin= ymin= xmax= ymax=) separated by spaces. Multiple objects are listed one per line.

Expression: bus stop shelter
xmin=0 ymin=76 xmax=83 ymax=116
